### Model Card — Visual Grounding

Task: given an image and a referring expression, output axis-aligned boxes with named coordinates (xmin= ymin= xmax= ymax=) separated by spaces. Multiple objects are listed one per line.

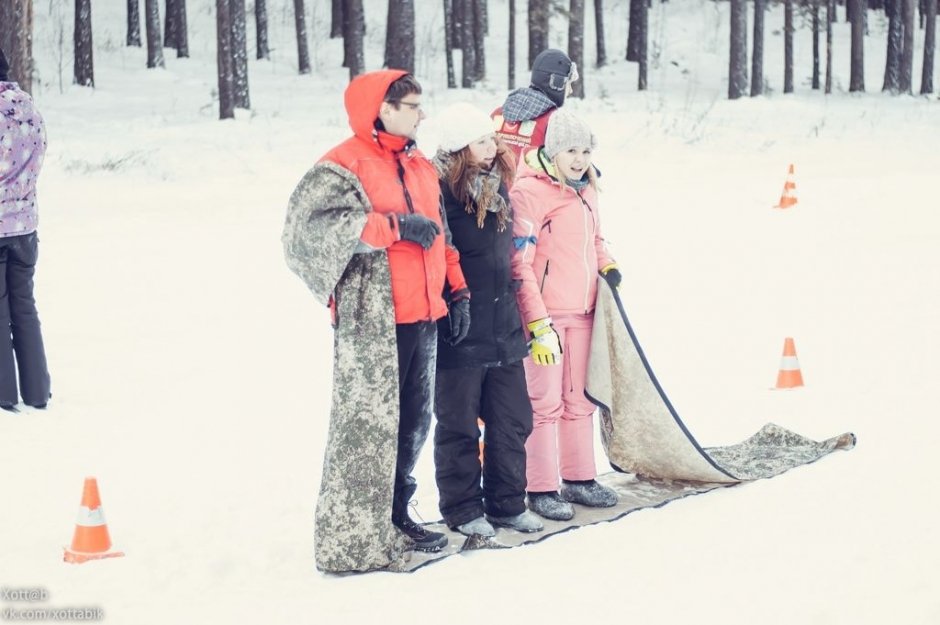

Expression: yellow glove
xmin=600 ymin=263 xmax=622 ymax=289
xmin=527 ymin=318 xmax=562 ymax=366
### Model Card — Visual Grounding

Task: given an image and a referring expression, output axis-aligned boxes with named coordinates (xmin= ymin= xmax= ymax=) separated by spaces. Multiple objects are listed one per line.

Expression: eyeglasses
xmin=391 ymin=100 xmax=423 ymax=113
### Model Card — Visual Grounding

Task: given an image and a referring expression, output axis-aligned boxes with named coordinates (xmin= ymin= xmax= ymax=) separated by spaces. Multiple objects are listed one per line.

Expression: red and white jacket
xmin=510 ymin=149 xmax=615 ymax=324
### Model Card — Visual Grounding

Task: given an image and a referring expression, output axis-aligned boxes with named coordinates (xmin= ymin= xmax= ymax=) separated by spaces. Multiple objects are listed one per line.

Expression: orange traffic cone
xmin=774 ymin=337 xmax=804 ymax=390
xmin=63 ymin=477 xmax=124 ymax=564
xmin=773 ymin=164 xmax=798 ymax=209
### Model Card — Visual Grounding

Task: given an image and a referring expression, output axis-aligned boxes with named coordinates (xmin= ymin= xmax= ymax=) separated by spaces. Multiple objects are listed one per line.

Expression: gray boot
xmin=486 ymin=510 xmax=545 ymax=533
xmin=526 ymin=492 xmax=575 ymax=521
xmin=560 ymin=480 xmax=619 ymax=508
xmin=456 ymin=516 xmax=496 ymax=537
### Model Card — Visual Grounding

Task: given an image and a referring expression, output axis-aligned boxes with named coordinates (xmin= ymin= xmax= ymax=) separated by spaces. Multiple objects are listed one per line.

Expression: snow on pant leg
xmin=6 ymin=233 xmax=50 ymax=406
xmin=392 ymin=321 xmax=436 ymax=523
xmin=433 ymin=366 xmax=486 ymax=527
xmin=522 ymin=328 xmax=567 ymax=493
xmin=0 ymin=242 xmax=18 ymax=405
xmin=556 ymin=314 xmax=598 ymax=482
xmin=480 ymin=360 xmax=533 ymax=517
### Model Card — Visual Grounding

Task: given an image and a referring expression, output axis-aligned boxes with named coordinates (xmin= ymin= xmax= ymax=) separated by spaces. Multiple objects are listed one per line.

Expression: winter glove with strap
xmin=600 ymin=263 xmax=622 ymax=289
xmin=527 ymin=317 xmax=562 ymax=366
xmin=397 ymin=213 xmax=441 ymax=249
xmin=447 ymin=289 xmax=471 ymax=346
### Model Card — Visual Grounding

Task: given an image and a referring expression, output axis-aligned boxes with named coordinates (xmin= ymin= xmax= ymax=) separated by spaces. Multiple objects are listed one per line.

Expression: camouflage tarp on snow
xmin=283 ymin=162 xmax=409 ymax=573
xmin=585 ymin=280 xmax=855 ymax=483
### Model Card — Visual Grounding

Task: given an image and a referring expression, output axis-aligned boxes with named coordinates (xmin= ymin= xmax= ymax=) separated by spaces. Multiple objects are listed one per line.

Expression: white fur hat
xmin=434 ymin=103 xmax=497 ymax=153
xmin=544 ymin=110 xmax=597 ymax=160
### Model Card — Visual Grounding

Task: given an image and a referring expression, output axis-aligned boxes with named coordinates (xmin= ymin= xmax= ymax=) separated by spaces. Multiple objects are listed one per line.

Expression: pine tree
xmin=568 ymin=0 xmax=585 ymax=97
xmin=343 ymin=0 xmax=365 ymax=80
xmin=594 ymin=0 xmax=607 ymax=67
xmin=729 ymin=0 xmax=748 ymax=99
xmin=784 ymin=0 xmax=794 ymax=92
xmin=293 ymin=0 xmax=311 ymax=74
xmin=127 ymin=0 xmax=141 ymax=46
xmin=74 ymin=0 xmax=94 ymax=87
xmin=849 ymin=0 xmax=865 ymax=92
xmin=385 ymin=0 xmax=415 ymax=73
xmin=216 ymin=0 xmax=235 ymax=119
xmin=255 ymin=0 xmax=269 ymax=59
xmin=144 ymin=0 xmax=165 ymax=68
xmin=752 ymin=0 xmax=765 ymax=96
xmin=920 ymin=0 xmax=935 ymax=93
xmin=528 ymin=0 xmax=549 ymax=68
xmin=231 ymin=0 xmax=250 ymax=108
xmin=443 ymin=0 xmax=457 ymax=87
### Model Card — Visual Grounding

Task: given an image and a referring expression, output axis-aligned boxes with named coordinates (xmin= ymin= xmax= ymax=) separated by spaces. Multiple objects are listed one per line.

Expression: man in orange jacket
xmin=284 ymin=70 xmax=470 ymax=568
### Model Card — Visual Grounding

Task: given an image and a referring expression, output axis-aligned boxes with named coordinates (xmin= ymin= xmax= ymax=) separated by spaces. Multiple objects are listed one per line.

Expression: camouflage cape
xmin=283 ymin=162 xmax=409 ymax=573
xmin=585 ymin=280 xmax=856 ymax=483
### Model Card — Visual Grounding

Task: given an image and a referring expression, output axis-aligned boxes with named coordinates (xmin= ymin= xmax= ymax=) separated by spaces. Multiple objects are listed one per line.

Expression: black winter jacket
xmin=437 ymin=180 xmax=529 ymax=369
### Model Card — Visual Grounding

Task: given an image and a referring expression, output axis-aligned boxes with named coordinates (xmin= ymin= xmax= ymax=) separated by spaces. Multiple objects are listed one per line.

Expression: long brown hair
xmin=444 ymin=137 xmax=516 ymax=228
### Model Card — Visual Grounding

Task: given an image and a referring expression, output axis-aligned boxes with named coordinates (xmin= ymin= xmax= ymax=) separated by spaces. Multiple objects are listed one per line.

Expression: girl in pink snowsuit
xmin=510 ymin=111 xmax=623 ymax=521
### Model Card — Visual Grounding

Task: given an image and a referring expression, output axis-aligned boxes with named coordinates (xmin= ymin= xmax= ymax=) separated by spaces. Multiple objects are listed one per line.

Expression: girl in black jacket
xmin=431 ymin=103 xmax=543 ymax=537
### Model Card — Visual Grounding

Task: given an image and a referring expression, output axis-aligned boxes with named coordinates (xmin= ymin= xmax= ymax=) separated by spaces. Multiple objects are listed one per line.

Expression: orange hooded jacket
xmin=319 ymin=70 xmax=467 ymax=324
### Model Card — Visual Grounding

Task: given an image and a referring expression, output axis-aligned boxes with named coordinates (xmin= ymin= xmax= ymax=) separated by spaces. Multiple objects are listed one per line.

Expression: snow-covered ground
xmin=1 ymin=1 xmax=938 ymax=623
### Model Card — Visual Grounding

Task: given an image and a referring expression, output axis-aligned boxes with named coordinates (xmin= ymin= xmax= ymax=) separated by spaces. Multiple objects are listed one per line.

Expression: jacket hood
xmin=502 ymin=88 xmax=556 ymax=123
xmin=343 ymin=69 xmax=408 ymax=143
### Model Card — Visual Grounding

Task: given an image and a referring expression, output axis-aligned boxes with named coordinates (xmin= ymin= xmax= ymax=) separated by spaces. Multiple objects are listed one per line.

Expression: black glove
xmin=397 ymin=213 xmax=441 ymax=249
xmin=601 ymin=265 xmax=622 ymax=289
xmin=447 ymin=293 xmax=471 ymax=346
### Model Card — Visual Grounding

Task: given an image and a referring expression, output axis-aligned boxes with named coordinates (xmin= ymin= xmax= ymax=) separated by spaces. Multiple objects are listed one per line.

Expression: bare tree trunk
xmin=452 ymin=0 xmax=465 ymax=48
xmin=2 ymin=0 xmax=34 ymax=92
xmin=812 ymin=0 xmax=820 ymax=89
xmin=386 ymin=0 xmax=414 ymax=72
xmin=343 ymin=0 xmax=365 ymax=80
xmin=443 ymin=0 xmax=457 ymax=87
xmin=752 ymin=0 xmax=765 ymax=96
xmin=825 ymin=0 xmax=834 ymax=93
xmin=508 ymin=0 xmax=516 ymax=88
xmin=231 ymin=0 xmax=250 ymax=108
xmin=884 ymin=0 xmax=902 ymax=91
xmin=74 ymin=0 xmax=94 ymax=87
xmin=594 ymin=0 xmax=607 ymax=67
xmin=637 ymin=0 xmax=648 ymax=89
xmin=127 ymin=0 xmax=141 ymax=46
xmin=899 ymin=0 xmax=915 ymax=92
xmin=255 ymin=0 xmax=269 ymax=59
xmin=293 ymin=0 xmax=311 ymax=74
xmin=460 ymin=0 xmax=477 ymax=86
xmin=217 ymin=0 xmax=235 ymax=119
xmin=472 ymin=0 xmax=486 ymax=80
xmin=176 ymin=0 xmax=189 ymax=58
xmin=568 ymin=0 xmax=585 ymax=97
xmin=165 ymin=0 xmax=178 ymax=48
xmin=849 ymin=0 xmax=865 ymax=91
xmin=144 ymin=0 xmax=165 ymax=67
xmin=920 ymin=0 xmax=936 ymax=93
xmin=729 ymin=0 xmax=748 ymax=99
xmin=784 ymin=0 xmax=794 ymax=92
xmin=331 ymin=0 xmax=344 ymax=38
xmin=528 ymin=0 xmax=549 ymax=68
xmin=627 ymin=0 xmax=643 ymax=61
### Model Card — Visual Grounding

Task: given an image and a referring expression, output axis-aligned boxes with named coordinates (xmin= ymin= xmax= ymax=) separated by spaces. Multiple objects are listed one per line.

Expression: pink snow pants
xmin=523 ymin=313 xmax=597 ymax=492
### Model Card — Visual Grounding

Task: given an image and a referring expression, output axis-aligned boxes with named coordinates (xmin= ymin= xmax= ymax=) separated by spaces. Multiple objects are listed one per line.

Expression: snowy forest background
xmin=0 ymin=1 xmax=938 ymax=624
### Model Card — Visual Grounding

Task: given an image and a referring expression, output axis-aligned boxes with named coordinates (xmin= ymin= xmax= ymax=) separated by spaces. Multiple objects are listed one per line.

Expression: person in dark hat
xmin=0 ymin=46 xmax=52 ymax=411
xmin=492 ymin=48 xmax=579 ymax=160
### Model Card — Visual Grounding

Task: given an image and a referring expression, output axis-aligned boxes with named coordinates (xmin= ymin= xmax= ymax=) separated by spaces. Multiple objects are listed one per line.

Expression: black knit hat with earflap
xmin=530 ymin=49 xmax=574 ymax=107
xmin=0 ymin=48 xmax=9 ymax=82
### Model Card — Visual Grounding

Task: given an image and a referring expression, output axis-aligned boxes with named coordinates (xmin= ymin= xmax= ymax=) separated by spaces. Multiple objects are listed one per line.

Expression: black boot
xmin=393 ymin=514 xmax=448 ymax=552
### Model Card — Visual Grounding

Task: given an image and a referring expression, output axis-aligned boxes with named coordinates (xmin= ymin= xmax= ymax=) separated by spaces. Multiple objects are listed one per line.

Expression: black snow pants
xmin=391 ymin=321 xmax=437 ymax=525
xmin=434 ymin=361 xmax=533 ymax=527
xmin=0 ymin=232 xmax=50 ymax=408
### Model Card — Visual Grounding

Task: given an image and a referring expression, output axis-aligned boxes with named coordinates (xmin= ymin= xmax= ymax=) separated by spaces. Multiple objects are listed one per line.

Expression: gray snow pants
xmin=0 ymin=232 xmax=51 ymax=408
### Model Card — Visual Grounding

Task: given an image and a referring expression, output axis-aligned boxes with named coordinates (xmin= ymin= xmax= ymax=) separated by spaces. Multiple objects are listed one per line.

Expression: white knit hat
xmin=543 ymin=110 xmax=597 ymax=160
xmin=434 ymin=103 xmax=497 ymax=153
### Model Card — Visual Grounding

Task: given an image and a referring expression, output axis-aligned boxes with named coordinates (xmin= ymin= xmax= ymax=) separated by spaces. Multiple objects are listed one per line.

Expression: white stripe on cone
xmin=779 ymin=356 xmax=801 ymax=370
xmin=75 ymin=506 xmax=107 ymax=527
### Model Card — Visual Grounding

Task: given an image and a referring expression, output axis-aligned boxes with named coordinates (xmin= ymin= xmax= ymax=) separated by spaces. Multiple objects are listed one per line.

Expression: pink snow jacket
xmin=0 ymin=82 xmax=45 ymax=237
xmin=510 ymin=148 xmax=615 ymax=325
